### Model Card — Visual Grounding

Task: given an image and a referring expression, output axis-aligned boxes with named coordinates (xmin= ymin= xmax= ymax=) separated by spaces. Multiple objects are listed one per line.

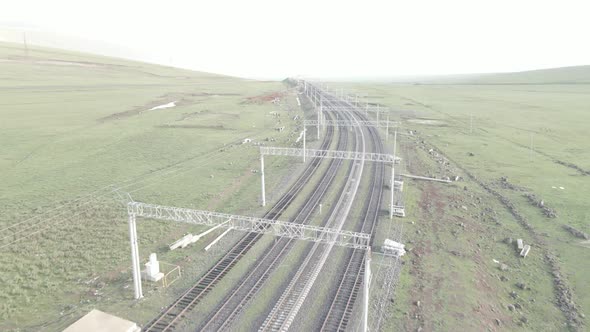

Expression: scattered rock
xmin=520 ymin=316 xmax=528 ymax=324
xmin=563 ymin=225 xmax=589 ymax=240
xmin=523 ymin=193 xmax=557 ymax=218
xmin=516 ymin=282 xmax=527 ymax=290
xmin=510 ymin=291 xmax=518 ymax=299
xmin=505 ymin=237 xmax=513 ymax=245
xmin=450 ymin=250 xmax=462 ymax=257
xmin=507 ymin=304 xmax=515 ymax=311
xmin=495 ymin=318 xmax=501 ymax=326
xmin=500 ymin=264 xmax=509 ymax=271
xmin=415 ymin=300 xmax=421 ymax=307
xmin=514 ymin=303 xmax=522 ymax=309
xmin=468 ymin=152 xmax=475 ymax=157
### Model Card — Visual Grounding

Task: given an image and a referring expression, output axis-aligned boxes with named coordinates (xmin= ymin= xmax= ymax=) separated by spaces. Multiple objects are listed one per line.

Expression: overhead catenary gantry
xmin=303 ymin=118 xmax=400 ymax=147
xmin=300 ymin=81 xmax=407 ymax=218
xmin=127 ymin=201 xmax=370 ymax=300
xmin=259 ymin=146 xmax=402 ymax=219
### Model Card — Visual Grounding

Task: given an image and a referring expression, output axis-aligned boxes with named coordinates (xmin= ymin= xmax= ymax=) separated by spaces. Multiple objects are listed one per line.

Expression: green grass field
xmin=0 ymin=42 xmax=310 ymax=330
xmin=328 ymin=70 xmax=589 ymax=330
xmin=2 ymin=39 xmax=589 ymax=331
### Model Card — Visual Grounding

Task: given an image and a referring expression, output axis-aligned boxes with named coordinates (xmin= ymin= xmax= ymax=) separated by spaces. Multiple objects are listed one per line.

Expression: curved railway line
xmin=255 ymin=107 xmax=363 ymax=332
xmin=143 ymin=83 xmax=395 ymax=332
xmin=143 ymin=105 xmax=343 ymax=332
xmin=197 ymin=112 xmax=353 ymax=331
xmin=319 ymin=107 xmax=386 ymax=332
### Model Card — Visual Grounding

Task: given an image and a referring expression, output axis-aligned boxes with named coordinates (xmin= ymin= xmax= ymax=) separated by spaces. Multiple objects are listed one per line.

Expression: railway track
xmin=320 ymin=107 xmax=386 ymax=331
xmin=142 ymin=107 xmax=341 ymax=332
xmin=257 ymin=95 xmax=367 ymax=332
xmin=197 ymin=115 xmax=352 ymax=331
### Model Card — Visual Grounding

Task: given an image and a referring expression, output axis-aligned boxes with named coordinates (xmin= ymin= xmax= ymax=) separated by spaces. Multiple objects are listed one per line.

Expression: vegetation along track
xmin=143 ymin=110 xmax=341 ymax=331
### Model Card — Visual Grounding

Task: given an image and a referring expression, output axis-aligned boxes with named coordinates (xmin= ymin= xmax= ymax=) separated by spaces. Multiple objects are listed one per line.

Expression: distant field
xmin=0 ymin=42 xmax=307 ymax=330
xmin=329 ymin=71 xmax=589 ymax=330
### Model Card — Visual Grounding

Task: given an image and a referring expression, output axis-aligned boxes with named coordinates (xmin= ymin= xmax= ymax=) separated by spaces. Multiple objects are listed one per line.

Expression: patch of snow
xmin=149 ymin=101 xmax=177 ymax=111
xmin=559 ymin=187 xmax=565 ymax=190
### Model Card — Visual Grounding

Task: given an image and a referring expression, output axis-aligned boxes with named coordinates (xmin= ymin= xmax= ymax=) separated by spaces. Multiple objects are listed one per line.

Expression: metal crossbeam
xmin=260 ymin=146 xmax=401 ymax=164
xmin=128 ymin=202 xmax=370 ymax=250
xmin=304 ymin=119 xmax=399 ymax=128
xmin=324 ymin=106 xmax=388 ymax=113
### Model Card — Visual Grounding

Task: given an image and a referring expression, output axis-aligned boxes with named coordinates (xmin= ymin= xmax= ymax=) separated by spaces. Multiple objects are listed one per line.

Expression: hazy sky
xmin=2 ymin=0 xmax=590 ymax=79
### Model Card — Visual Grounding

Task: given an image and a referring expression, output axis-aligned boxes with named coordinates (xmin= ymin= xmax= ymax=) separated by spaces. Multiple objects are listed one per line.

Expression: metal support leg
xmin=393 ymin=130 xmax=397 ymax=159
xmin=317 ymin=111 xmax=320 ymax=140
xmin=390 ymin=131 xmax=397 ymax=219
xmin=261 ymin=154 xmax=266 ymax=207
xmin=390 ymin=164 xmax=395 ymax=219
xmin=363 ymin=249 xmax=371 ymax=332
xmin=377 ymin=105 xmax=380 ymax=122
xmin=128 ymin=213 xmax=143 ymax=299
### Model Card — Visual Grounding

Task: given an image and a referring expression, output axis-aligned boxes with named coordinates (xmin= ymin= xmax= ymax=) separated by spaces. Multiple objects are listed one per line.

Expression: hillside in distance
xmin=391 ymin=65 xmax=590 ymax=84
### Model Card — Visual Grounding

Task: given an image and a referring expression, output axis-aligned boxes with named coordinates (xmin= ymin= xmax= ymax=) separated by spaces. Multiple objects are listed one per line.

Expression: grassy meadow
xmin=0 ymin=42 xmax=309 ymax=330
xmin=329 ymin=71 xmax=590 ymax=330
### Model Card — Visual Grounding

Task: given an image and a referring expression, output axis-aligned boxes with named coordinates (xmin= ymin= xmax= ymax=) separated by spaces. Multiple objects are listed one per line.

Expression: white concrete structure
xmin=143 ymin=253 xmax=164 ymax=282
xmin=520 ymin=245 xmax=531 ymax=258
xmin=395 ymin=180 xmax=404 ymax=192
xmin=169 ymin=234 xmax=193 ymax=250
xmin=204 ymin=227 xmax=233 ymax=251
xmin=169 ymin=222 xmax=230 ymax=250
xmin=383 ymin=239 xmax=406 ymax=256
xmin=63 ymin=309 xmax=140 ymax=332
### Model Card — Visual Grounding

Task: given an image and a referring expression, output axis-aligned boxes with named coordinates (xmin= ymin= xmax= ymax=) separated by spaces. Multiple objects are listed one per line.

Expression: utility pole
xmin=260 ymin=154 xmax=266 ymax=206
xmin=303 ymin=127 xmax=306 ymax=163
xmin=362 ymin=249 xmax=371 ymax=332
xmin=390 ymin=131 xmax=397 ymax=219
xmin=128 ymin=213 xmax=143 ymax=299
xmin=376 ymin=104 xmax=380 ymax=123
